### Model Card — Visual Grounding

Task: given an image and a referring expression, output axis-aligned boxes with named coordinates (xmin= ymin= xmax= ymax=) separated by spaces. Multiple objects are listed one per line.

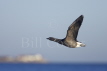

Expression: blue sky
xmin=0 ymin=0 xmax=107 ymax=63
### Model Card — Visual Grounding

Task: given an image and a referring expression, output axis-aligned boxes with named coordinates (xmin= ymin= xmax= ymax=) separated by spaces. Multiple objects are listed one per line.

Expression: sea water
xmin=0 ymin=63 xmax=107 ymax=71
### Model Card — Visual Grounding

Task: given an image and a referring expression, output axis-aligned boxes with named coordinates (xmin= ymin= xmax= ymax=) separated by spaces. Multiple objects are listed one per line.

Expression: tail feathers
xmin=47 ymin=37 xmax=61 ymax=42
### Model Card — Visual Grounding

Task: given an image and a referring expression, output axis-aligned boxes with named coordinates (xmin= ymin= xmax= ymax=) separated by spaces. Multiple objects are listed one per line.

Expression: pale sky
xmin=0 ymin=0 xmax=107 ymax=63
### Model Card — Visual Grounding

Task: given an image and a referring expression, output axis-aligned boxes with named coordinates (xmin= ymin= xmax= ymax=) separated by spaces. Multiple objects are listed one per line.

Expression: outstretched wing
xmin=65 ymin=15 xmax=84 ymax=41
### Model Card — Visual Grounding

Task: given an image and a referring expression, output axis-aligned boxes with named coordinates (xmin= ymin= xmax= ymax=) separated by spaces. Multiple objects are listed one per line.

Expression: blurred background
xmin=0 ymin=0 xmax=107 ymax=64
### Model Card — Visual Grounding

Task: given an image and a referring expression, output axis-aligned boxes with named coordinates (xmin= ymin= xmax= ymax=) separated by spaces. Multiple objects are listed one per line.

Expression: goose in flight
xmin=47 ymin=15 xmax=86 ymax=48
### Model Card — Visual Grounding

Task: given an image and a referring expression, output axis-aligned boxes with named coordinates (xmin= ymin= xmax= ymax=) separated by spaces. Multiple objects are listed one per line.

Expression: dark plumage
xmin=47 ymin=15 xmax=86 ymax=48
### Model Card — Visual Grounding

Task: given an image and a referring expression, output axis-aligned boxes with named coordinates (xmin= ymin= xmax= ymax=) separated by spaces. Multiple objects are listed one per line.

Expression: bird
xmin=47 ymin=15 xmax=86 ymax=48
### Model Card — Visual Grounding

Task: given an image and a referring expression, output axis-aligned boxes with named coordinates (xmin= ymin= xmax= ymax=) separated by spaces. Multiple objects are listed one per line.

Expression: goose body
xmin=47 ymin=15 xmax=86 ymax=48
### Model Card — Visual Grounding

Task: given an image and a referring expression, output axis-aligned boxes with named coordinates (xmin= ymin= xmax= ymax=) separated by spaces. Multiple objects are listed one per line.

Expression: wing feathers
xmin=65 ymin=15 xmax=84 ymax=41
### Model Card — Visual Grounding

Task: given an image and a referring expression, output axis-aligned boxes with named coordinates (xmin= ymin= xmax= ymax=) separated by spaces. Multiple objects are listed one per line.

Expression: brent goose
xmin=47 ymin=15 xmax=86 ymax=48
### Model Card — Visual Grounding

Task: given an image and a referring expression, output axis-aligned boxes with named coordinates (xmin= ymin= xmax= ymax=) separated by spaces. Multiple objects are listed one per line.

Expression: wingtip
xmin=80 ymin=15 xmax=84 ymax=18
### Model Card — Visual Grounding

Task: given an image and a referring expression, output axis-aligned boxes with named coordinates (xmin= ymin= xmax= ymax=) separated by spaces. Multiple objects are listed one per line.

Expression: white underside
xmin=76 ymin=42 xmax=82 ymax=48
